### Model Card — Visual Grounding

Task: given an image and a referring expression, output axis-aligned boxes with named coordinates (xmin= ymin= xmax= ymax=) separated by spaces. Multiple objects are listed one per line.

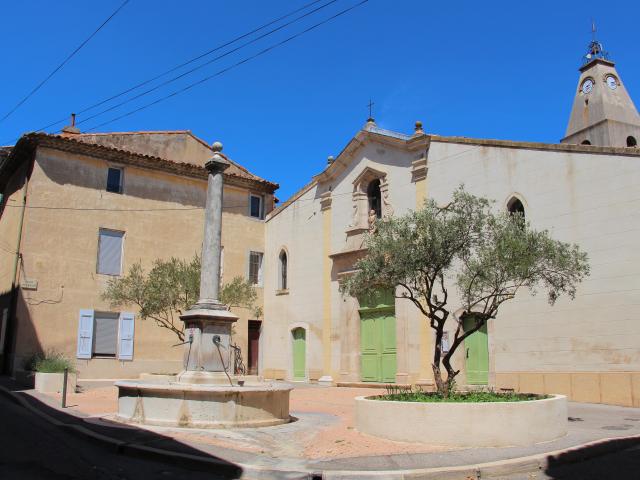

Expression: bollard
xmin=61 ymin=367 xmax=68 ymax=408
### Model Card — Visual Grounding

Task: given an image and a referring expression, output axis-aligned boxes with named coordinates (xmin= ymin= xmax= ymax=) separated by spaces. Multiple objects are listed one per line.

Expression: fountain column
xmin=178 ymin=141 xmax=239 ymax=384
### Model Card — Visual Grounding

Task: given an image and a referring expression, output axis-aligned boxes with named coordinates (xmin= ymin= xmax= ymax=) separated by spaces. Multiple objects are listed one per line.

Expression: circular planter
xmin=355 ymin=394 xmax=567 ymax=447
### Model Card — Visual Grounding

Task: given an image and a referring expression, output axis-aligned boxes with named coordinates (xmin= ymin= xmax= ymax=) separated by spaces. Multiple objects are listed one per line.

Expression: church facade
xmin=261 ymin=42 xmax=640 ymax=407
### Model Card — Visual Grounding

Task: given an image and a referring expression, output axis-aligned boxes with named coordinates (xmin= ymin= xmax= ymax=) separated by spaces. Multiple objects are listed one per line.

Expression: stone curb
xmin=1 ymin=385 xmax=639 ymax=479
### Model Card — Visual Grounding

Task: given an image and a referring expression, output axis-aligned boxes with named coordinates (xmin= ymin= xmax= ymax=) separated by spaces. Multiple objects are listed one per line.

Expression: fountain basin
xmin=115 ymin=380 xmax=292 ymax=428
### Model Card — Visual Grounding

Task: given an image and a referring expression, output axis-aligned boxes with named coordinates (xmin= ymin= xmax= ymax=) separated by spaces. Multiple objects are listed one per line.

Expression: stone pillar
xmin=178 ymin=142 xmax=239 ymax=385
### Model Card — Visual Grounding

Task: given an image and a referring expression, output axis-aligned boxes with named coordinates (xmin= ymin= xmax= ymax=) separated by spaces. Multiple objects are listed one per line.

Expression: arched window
xmin=367 ymin=179 xmax=382 ymax=218
xmin=581 ymin=140 xmax=591 ymax=145
xmin=507 ymin=197 xmax=525 ymax=221
xmin=278 ymin=250 xmax=288 ymax=290
xmin=627 ymin=136 xmax=637 ymax=147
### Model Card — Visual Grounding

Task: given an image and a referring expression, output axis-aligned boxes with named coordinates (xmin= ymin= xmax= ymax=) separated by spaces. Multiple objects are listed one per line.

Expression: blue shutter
xmin=118 ymin=312 xmax=135 ymax=360
xmin=98 ymin=230 xmax=123 ymax=275
xmin=77 ymin=309 xmax=94 ymax=359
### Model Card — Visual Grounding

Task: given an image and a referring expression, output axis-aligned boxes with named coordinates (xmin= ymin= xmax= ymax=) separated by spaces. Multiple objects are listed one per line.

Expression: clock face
xmin=582 ymin=79 xmax=594 ymax=94
xmin=606 ymin=76 xmax=618 ymax=90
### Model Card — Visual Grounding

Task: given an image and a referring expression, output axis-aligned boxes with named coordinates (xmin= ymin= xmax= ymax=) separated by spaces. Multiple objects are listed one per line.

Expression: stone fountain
xmin=115 ymin=142 xmax=292 ymax=428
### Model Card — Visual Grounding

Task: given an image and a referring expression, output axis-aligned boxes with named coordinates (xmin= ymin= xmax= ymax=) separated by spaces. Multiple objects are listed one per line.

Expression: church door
xmin=292 ymin=328 xmax=306 ymax=380
xmin=463 ymin=318 xmax=489 ymax=385
xmin=359 ymin=291 xmax=396 ymax=383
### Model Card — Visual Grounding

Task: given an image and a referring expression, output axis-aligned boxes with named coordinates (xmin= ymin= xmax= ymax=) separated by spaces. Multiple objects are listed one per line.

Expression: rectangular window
xmin=250 ymin=194 xmax=263 ymax=219
xmin=106 ymin=167 xmax=123 ymax=194
xmin=97 ymin=229 xmax=124 ymax=275
xmin=248 ymin=251 xmax=263 ymax=286
xmin=92 ymin=312 xmax=119 ymax=357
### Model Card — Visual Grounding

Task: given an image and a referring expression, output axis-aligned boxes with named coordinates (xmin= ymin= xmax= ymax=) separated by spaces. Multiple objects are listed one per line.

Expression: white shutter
xmin=98 ymin=230 xmax=124 ymax=275
xmin=257 ymin=253 xmax=264 ymax=286
xmin=118 ymin=312 xmax=135 ymax=361
xmin=77 ymin=309 xmax=94 ymax=359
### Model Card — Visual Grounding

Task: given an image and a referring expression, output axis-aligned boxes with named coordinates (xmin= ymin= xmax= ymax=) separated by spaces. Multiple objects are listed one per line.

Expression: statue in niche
xmin=350 ymin=202 xmax=359 ymax=227
xmin=368 ymin=209 xmax=377 ymax=234
xmin=382 ymin=187 xmax=394 ymax=217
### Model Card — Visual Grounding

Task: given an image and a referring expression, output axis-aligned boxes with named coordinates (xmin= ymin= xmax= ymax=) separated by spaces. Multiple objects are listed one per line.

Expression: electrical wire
xmin=75 ymin=0 xmax=341 ymax=127
xmin=84 ymin=0 xmax=370 ymax=132
xmin=30 ymin=0 xmax=329 ymax=134
xmin=0 ymin=0 xmax=130 ymax=125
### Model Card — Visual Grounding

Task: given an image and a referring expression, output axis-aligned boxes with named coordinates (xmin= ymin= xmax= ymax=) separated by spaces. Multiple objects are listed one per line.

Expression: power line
xmin=30 ymin=0 xmax=329 ymax=134
xmin=0 ymin=0 xmax=130 ymax=125
xmin=84 ymin=0 xmax=369 ymax=132
xmin=75 ymin=0 xmax=340 ymax=127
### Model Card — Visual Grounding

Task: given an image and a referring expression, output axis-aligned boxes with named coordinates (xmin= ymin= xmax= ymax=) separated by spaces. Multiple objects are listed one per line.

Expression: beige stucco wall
xmin=8 ymin=145 xmax=271 ymax=378
xmin=263 ymin=184 xmax=324 ymax=381
xmin=425 ymin=139 xmax=640 ymax=405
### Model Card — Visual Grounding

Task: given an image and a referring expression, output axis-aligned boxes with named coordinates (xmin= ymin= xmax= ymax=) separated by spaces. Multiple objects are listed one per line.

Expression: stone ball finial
xmin=212 ymin=141 xmax=223 ymax=152
xmin=327 ymin=155 xmax=335 ymax=165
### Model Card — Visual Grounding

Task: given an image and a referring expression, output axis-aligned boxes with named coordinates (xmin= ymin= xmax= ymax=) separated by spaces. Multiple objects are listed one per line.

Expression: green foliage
xmin=32 ymin=350 xmax=76 ymax=373
xmin=220 ymin=276 xmax=257 ymax=313
xmin=342 ymin=186 xmax=590 ymax=396
xmin=377 ymin=389 xmax=546 ymax=403
xmin=103 ymin=255 xmax=259 ymax=342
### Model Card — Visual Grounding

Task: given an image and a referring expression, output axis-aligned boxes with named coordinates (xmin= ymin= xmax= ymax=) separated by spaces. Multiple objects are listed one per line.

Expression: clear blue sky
xmin=2 ymin=0 xmax=639 ymax=200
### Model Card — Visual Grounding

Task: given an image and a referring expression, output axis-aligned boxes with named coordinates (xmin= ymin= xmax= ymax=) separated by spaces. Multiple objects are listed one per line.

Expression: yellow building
xmin=0 ymin=129 xmax=277 ymax=379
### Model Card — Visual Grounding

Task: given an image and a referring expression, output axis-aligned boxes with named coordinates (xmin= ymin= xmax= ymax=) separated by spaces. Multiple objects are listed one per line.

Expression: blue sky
xmin=2 ymin=0 xmax=639 ymax=200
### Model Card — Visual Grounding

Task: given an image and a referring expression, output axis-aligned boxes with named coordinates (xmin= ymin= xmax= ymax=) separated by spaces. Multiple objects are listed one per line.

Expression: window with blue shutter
xmin=97 ymin=229 xmax=124 ymax=275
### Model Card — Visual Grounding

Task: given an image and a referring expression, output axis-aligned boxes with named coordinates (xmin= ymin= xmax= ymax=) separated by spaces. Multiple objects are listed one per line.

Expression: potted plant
xmin=32 ymin=350 xmax=77 ymax=394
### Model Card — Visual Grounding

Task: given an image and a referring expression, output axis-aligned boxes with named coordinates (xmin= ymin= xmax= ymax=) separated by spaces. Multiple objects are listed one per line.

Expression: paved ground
xmin=2 ymin=377 xmax=640 ymax=479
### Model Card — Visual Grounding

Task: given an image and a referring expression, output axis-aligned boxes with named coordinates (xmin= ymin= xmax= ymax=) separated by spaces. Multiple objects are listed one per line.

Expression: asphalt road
xmin=0 ymin=393 xmax=240 ymax=480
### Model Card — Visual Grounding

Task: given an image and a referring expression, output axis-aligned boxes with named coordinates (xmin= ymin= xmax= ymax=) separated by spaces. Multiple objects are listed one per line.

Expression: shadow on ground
xmin=544 ymin=437 xmax=640 ymax=479
xmin=0 ymin=376 xmax=243 ymax=479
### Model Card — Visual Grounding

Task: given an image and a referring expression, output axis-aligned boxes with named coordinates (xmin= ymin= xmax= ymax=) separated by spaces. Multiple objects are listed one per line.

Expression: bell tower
xmin=562 ymin=28 xmax=640 ymax=147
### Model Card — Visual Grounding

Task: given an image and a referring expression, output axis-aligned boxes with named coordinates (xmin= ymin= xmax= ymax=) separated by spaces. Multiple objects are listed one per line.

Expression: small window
xmin=581 ymin=140 xmax=591 ymax=145
xmin=106 ymin=167 xmax=123 ymax=193
xmin=367 ymin=179 xmax=382 ymax=218
xmin=248 ymin=251 xmax=264 ymax=286
xmin=279 ymin=250 xmax=288 ymax=290
xmin=441 ymin=331 xmax=450 ymax=354
xmin=93 ymin=312 xmax=119 ymax=357
xmin=250 ymin=194 xmax=264 ymax=219
xmin=97 ymin=229 xmax=124 ymax=275
xmin=627 ymin=136 xmax=637 ymax=147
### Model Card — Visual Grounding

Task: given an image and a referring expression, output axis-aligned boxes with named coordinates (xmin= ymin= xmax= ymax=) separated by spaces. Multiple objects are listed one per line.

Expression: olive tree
xmin=341 ymin=187 xmax=590 ymax=396
xmin=103 ymin=255 xmax=259 ymax=342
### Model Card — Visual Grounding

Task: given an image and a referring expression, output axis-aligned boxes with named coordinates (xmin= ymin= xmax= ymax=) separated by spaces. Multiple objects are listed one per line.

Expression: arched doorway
xmin=291 ymin=328 xmax=306 ymax=381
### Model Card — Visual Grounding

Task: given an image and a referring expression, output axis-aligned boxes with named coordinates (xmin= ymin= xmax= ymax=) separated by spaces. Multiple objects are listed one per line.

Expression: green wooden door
xmin=360 ymin=291 xmax=396 ymax=383
xmin=463 ymin=318 xmax=489 ymax=385
xmin=292 ymin=328 xmax=306 ymax=380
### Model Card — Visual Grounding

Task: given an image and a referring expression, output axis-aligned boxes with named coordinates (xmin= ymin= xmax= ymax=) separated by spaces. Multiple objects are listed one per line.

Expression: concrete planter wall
xmin=355 ymin=394 xmax=567 ymax=447
xmin=34 ymin=372 xmax=77 ymax=394
xmin=116 ymin=380 xmax=292 ymax=428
